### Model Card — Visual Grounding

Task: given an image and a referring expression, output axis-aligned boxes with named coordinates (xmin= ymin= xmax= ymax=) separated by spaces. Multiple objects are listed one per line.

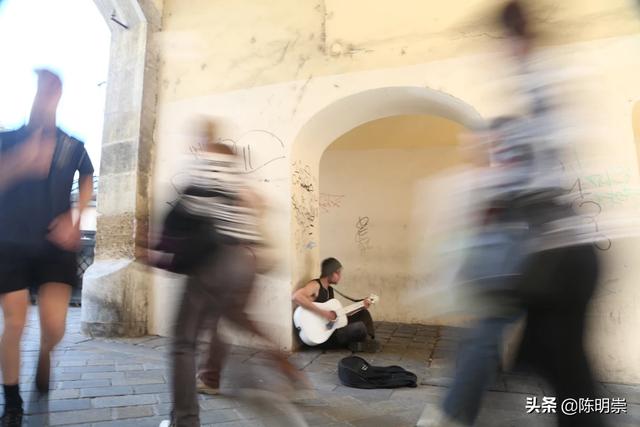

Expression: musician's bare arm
xmin=292 ymin=281 xmax=336 ymax=321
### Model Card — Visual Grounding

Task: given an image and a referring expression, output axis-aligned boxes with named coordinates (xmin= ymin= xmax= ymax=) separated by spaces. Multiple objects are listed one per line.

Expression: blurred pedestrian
xmin=418 ymin=2 xmax=605 ymax=426
xmin=0 ymin=69 xmax=94 ymax=427
xmin=158 ymin=119 xmax=305 ymax=427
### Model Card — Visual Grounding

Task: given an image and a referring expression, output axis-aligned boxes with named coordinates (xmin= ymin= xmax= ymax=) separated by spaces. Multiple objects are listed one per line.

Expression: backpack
xmin=153 ymin=187 xmax=220 ymax=274
xmin=338 ymin=356 xmax=417 ymax=389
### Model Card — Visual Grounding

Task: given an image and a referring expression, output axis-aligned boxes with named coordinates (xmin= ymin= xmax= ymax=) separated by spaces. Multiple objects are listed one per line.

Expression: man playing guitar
xmin=292 ymin=258 xmax=379 ymax=352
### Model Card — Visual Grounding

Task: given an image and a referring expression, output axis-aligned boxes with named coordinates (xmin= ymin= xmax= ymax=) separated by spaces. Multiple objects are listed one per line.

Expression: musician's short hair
xmin=500 ymin=1 xmax=528 ymax=39
xmin=321 ymin=257 xmax=342 ymax=278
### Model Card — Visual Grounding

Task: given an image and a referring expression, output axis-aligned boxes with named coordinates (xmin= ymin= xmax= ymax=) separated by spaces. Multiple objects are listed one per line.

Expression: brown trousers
xmin=171 ymin=244 xmax=260 ymax=426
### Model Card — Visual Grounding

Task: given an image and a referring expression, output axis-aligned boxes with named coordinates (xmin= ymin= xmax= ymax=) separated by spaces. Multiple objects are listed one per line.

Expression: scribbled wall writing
xmin=220 ymin=129 xmax=286 ymax=175
xmin=167 ymin=128 xmax=287 ymax=206
xmin=566 ymin=176 xmax=611 ymax=251
xmin=564 ymin=159 xmax=640 ymax=208
xmin=562 ymin=153 xmax=640 ymax=251
xmin=355 ymin=216 xmax=372 ymax=255
xmin=319 ymin=193 xmax=346 ymax=213
xmin=581 ymin=171 xmax=640 ymax=207
xmin=292 ymin=161 xmax=319 ymax=249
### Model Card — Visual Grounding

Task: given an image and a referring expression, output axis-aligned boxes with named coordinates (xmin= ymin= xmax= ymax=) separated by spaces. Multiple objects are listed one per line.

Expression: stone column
xmin=81 ymin=0 xmax=162 ymax=337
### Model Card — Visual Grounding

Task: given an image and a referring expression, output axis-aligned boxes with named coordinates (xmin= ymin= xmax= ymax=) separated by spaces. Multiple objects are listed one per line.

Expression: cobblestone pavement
xmin=1 ymin=308 xmax=638 ymax=426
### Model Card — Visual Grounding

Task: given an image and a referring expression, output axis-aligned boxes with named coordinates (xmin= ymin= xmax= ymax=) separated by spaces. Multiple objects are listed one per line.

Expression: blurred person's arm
xmin=47 ymin=147 xmax=94 ymax=251
xmin=76 ymin=175 xmax=93 ymax=224
xmin=75 ymin=148 xmax=95 ymax=225
xmin=292 ymin=281 xmax=337 ymax=321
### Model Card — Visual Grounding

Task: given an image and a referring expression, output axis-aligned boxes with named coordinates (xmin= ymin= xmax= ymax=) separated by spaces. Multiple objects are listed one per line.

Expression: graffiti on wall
xmin=292 ymin=161 xmax=318 ymax=250
xmin=168 ymin=129 xmax=287 ymax=204
xmin=561 ymin=156 xmax=639 ymax=251
xmin=220 ymin=129 xmax=286 ymax=176
xmin=319 ymin=193 xmax=345 ymax=213
xmin=355 ymin=216 xmax=373 ymax=255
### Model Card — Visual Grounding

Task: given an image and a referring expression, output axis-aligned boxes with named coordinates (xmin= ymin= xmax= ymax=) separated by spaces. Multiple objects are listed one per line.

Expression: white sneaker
xmin=416 ymin=404 xmax=466 ymax=427
xmin=159 ymin=420 xmax=172 ymax=427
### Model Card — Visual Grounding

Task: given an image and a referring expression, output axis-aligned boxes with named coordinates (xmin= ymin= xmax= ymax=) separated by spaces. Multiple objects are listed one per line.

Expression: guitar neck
xmin=343 ymin=301 xmax=367 ymax=316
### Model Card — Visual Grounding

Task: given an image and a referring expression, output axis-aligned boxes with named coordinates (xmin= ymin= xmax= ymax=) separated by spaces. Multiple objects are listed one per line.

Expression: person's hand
xmin=135 ymin=238 xmax=151 ymax=266
xmin=135 ymin=232 xmax=169 ymax=268
xmin=47 ymin=211 xmax=80 ymax=251
xmin=322 ymin=310 xmax=337 ymax=322
xmin=363 ymin=298 xmax=371 ymax=309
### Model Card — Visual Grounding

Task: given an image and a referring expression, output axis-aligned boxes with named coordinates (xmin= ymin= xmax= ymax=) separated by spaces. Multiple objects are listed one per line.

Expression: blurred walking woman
xmin=0 ymin=70 xmax=94 ymax=427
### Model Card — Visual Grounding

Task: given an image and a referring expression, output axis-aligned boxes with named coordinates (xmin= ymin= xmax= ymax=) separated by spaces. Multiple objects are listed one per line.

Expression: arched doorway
xmin=318 ymin=114 xmax=468 ymax=323
xmin=290 ymin=86 xmax=484 ymax=324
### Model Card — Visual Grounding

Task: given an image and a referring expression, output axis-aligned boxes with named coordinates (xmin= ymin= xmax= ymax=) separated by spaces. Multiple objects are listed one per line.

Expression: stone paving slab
xmin=1 ymin=309 xmax=639 ymax=426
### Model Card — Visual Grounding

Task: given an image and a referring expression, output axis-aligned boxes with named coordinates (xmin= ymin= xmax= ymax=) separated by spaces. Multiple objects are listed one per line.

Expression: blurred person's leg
xmin=0 ymin=289 xmax=29 ymax=422
xmin=172 ymin=275 xmax=210 ymax=427
xmin=218 ymin=245 xmax=259 ymax=334
xmin=0 ymin=246 xmax=31 ymax=424
xmin=35 ymin=245 xmax=77 ymax=394
xmin=217 ymin=245 xmax=307 ymax=385
xmin=519 ymin=245 xmax=603 ymax=427
xmin=441 ymin=316 xmax=514 ymax=426
xmin=36 ymin=282 xmax=72 ymax=394
xmin=197 ymin=316 xmax=227 ymax=394
xmin=198 ymin=245 xmax=263 ymax=390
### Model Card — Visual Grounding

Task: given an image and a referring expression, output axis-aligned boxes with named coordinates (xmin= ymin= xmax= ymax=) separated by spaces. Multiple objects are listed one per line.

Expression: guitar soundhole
xmin=325 ymin=322 xmax=333 ymax=330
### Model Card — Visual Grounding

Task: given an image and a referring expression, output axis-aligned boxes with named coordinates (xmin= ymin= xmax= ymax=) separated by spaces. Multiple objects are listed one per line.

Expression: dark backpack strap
xmin=330 ymin=286 xmax=363 ymax=302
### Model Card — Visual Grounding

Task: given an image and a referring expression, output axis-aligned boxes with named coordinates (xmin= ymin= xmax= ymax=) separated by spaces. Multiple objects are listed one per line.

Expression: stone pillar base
xmin=81 ymin=259 xmax=149 ymax=337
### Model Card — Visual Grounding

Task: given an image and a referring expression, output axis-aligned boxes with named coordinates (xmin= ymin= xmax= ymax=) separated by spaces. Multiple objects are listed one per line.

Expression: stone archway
xmin=81 ymin=0 xmax=162 ymax=337
xmin=290 ymin=85 xmax=484 ymax=297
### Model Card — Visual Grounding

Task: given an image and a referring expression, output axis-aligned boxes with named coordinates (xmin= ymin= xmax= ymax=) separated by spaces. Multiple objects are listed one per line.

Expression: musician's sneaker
xmin=196 ymin=376 xmax=220 ymax=395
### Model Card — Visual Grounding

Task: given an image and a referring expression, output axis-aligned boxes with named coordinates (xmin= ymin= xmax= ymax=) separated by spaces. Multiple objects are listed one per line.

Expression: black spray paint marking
xmin=319 ymin=193 xmax=345 ymax=213
xmin=219 ymin=129 xmax=286 ymax=175
xmin=566 ymin=177 xmax=611 ymax=251
xmin=291 ymin=161 xmax=319 ymax=247
xmin=355 ymin=216 xmax=372 ymax=255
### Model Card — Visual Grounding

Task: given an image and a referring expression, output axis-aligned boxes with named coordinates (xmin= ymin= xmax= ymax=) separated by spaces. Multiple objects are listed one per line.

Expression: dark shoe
xmin=35 ymin=351 xmax=51 ymax=394
xmin=348 ymin=341 xmax=363 ymax=352
xmin=348 ymin=340 xmax=380 ymax=353
xmin=361 ymin=339 xmax=381 ymax=353
xmin=0 ymin=408 xmax=23 ymax=427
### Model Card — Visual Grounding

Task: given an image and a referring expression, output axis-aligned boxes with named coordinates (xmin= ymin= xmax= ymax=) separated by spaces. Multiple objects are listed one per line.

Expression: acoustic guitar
xmin=293 ymin=294 xmax=379 ymax=346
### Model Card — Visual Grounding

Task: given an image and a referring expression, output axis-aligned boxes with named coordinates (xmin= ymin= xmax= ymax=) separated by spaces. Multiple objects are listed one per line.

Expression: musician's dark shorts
xmin=0 ymin=242 xmax=78 ymax=294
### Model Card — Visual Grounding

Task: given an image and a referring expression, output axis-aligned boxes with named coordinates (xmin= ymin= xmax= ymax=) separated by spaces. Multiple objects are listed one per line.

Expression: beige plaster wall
xmin=318 ymin=115 xmax=464 ymax=323
xmin=157 ymin=0 xmax=639 ymax=101
xmin=148 ymin=1 xmax=640 ymax=382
